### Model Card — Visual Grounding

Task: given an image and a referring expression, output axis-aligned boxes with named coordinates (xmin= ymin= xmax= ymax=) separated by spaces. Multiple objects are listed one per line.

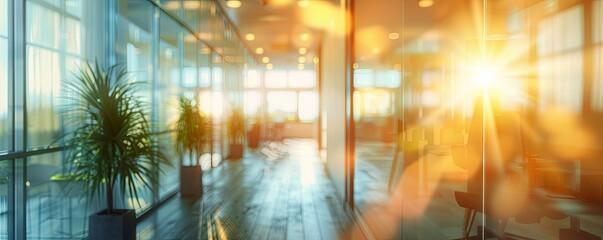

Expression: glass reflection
xmin=352 ymin=0 xmax=603 ymax=239
xmin=0 ymin=160 xmax=9 ymax=239
xmin=0 ymin=0 xmax=8 ymax=152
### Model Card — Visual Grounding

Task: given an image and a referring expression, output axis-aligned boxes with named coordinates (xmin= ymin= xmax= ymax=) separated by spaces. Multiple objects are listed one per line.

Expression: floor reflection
xmin=137 ymin=139 xmax=357 ymax=240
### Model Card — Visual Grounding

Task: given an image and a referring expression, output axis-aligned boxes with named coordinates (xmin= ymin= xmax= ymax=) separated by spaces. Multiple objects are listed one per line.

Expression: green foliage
xmin=174 ymin=94 xmax=210 ymax=166
xmin=227 ymin=104 xmax=245 ymax=145
xmin=61 ymin=61 xmax=170 ymax=213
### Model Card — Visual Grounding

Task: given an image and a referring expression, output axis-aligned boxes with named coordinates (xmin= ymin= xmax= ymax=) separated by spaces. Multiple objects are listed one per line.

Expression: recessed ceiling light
xmin=298 ymin=48 xmax=307 ymax=55
xmin=418 ymin=0 xmax=434 ymax=8
xmin=255 ymin=48 xmax=264 ymax=54
xmin=297 ymin=64 xmax=305 ymax=70
xmin=226 ymin=0 xmax=242 ymax=8
xmin=298 ymin=56 xmax=306 ymax=63
xmin=300 ymin=33 xmax=309 ymax=42
xmin=245 ymin=33 xmax=255 ymax=41
xmin=313 ymin=57 xmax=319 ymax=64
xmin=266 ymin=63 xmax=273 ymax=70
xmin=262 ymin=56 xmax=270 ymax=64
xmin=388 ymin=32 xmax=400 ymax=40
xmin=353 ymin=63 xmax=359 ymax=69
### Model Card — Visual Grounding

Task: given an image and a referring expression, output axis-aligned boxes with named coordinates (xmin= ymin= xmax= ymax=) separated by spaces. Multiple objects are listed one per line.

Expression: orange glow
xmin=299 ymin=1 xmax=348 ymax=36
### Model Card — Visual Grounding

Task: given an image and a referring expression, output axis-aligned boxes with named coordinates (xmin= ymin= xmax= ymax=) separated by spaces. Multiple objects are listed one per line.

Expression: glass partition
xmin=0 ymin=0 xmax=8 ymax=152
xmin=0 ymin=160 xmax=10 ymax=239
xmin=353 ymin=0 xmax=603 ymax=239
xmin=26 ymin=152 xmax=103 ymax=238
xmin=158 ymin=11 xmax=181 ymax=198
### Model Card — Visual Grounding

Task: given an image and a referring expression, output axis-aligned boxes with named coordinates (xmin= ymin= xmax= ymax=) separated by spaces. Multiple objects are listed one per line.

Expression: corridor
xmin=136 ymin=139 xmax=357 ymax=240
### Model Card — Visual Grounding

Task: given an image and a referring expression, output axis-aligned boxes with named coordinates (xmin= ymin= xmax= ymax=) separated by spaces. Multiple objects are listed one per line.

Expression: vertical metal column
xmin=344 ymin=0 xmax=356 ymax=209
xmin=11 ymin=0 xmax=27 ymax=238
xmin=151 ymin=0 xmax=161 ymax=205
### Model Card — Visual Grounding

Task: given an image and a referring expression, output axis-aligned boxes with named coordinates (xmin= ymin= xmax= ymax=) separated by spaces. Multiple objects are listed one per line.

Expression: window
xmin=25 ymin=0 xmax=102 ymax=150
xmin=182 ymin=32 xmax=197 ymax=88
xmin=375 ymin=70 xmax=400 ymax=88
xmin=265 ymin=70 xmax=288 ymax=88
xmin=245 ymin=69 xmax=260 ymax=88
xmin=592 ymin=0 xmax=603 ymax=111
xmin=537 ymin=5 xmax=584 ymax=112
xmin=244 ymin=91 xmax=261 ymax=117
xmin=267 ymin=91 xmax=297 ymax=120
xmin=288 ymin=70 xmax=316 ymax=88
xmin=354 ymin=69 xmax=374 ymax=88
xmin=298 ymin=91 xmax=318 ymax=122
xmin=199 ymin=67 xmax=212 ymax=88
xmin=0 ymin=0 xmax=8 ymax=152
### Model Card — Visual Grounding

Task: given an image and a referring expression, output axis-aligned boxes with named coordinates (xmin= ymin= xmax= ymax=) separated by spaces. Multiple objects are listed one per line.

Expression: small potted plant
xmin=227 ymin=105 xmax=245 ymax=159
xmin=60 ymin=62 xmax=169 ymax=239
xmin=173 ymin=94 xmax=210 ymax=198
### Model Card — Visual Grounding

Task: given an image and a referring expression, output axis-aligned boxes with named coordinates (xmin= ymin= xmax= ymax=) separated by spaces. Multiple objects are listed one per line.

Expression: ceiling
xmin=217 ymin=0 xmax=475 ymax=71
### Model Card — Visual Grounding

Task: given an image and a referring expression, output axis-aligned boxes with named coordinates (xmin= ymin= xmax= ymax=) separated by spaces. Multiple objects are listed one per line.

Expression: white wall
xmin=320 ymin=1 xmax=348 ymax=200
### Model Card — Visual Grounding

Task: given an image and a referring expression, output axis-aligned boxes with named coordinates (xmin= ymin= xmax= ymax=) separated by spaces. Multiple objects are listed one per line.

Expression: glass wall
xmin=0 ymin=160 xmax=9 ymax=239
xmin=1 ymin=0 xmax=252 ymax=238
xmin=352 ymin=0 xmax=603 ymax=239
xmin=0 ymin=0 xmax=8 ymax=153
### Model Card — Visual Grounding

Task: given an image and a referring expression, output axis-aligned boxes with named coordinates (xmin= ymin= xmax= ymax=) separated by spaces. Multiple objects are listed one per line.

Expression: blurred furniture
xmin=453 ymin=98 xmax=602 ymax=240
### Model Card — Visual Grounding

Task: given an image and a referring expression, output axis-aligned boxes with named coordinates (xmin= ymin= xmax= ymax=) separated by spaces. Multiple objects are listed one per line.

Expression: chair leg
xmin=463 ymin=208 xmax=471 ymax=239
xmin=499 ymin=218 xmax=509 ymax=238
xmin=463 ymin=209 xmax=477 ymax=239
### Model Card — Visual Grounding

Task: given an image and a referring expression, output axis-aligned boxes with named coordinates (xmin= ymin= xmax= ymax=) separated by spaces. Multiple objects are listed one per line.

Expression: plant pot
xmin=229 ymin=144 xmax=243 ymax=159
xmin=247 ymin=131 xmax=260 ymax=148
xmin=180 ymin=165 xmax=202 ymax=198
xmin=88 ymin=209 xmax=136 ymax=240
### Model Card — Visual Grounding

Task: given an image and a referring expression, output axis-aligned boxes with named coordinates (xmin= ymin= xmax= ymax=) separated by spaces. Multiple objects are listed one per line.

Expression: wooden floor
xmin=136 ymin=139 xmax=360 ymax=240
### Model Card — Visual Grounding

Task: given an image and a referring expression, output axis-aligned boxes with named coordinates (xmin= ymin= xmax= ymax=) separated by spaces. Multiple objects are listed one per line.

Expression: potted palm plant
xmin=227 ymin=105 xmax=245 ymax=159
xmin=61 ymin=62 xmax=169 ymax=240
xmin=173 ymin=94 xmax=210 ymax=197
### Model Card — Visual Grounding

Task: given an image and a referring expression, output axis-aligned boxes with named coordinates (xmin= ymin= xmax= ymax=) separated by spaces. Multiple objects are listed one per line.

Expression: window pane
xmin=26 ymin=46 xmax=61 ymax=149
xmin=212 ymin=66 xmax=223 ymax=90
xmin=199 ymin=67 xmax=211 ymax=88
xmin=65 ymin=17 xmax=81 ymax=54
xmin=375 ymin=70 xmax=400 ymax=88
xmin=26 ymin=0 xmax=104 ymax=150
xmin=354 ymin=69 xmax=374 ymax=88
xmin=245 ymin=69 xmax=260 ymax=88
xmin=593 ymin=45 xmax=603 ymax=111
xmin=267 ymin=91 xmax=297 ymax=120
xmin=362 ymin=91 xmax=391 ymax=116
xmin=298 ymin=91 xmax=318 ymax=122
xmin=0 ymin=15 xmax=7 ymax=151
xmin=65 ymin=0 xmax=82 ymax=17
xmin=288 ymin=70 xmax=316 ymax=88
xmin=596 ymin=0 xmax=603 ymax=43
xmin=26 ymin=2 xmax=60 ymax=49
xmin=265 ymin=70 xmax=288 ymax=88
xmin=0 ymin=160 xmax=9 ymax=238
xmin=26 ymin=152 xmax=104 ymax=238
xmin=183 ymin=32 xmax=197 ymax=88
xmin=0 ymin=0 xmax=6 ymax=37
xmin=244 ymin=91 xmax=260 ymax=116
xmin=159 ymin=12 xmax=181 ymax=199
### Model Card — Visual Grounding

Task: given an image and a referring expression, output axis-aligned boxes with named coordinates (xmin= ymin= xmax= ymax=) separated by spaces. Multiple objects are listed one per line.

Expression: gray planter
xmin=180 ymin=166 xmax=202 ymax=198
xmin=88 ymin=209 xmax=136 ymax=240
